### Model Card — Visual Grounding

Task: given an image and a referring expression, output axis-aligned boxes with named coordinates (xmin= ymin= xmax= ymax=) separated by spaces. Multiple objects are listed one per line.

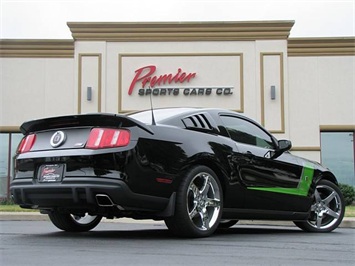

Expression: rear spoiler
xmin=20 ymin=113 xmax=154 ymax=135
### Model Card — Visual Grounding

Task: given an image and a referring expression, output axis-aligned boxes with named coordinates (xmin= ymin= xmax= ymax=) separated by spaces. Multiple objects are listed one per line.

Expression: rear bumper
xmin=10 ymin=177 xmax=170 ymax=213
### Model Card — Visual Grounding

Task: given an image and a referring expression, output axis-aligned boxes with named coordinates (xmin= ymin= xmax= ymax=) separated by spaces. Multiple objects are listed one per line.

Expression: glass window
xmin=11 ymin=134 xmax=23 ymax=178
xmin=0 ymin=133 xmax=23 ymax=198
xmin=220 ymin=115 xmax=275 ymax=149
xmin=0 ymin=134 xmax=9 ymax=198
xmin=321 ymin=132 xmax=355 ymax=186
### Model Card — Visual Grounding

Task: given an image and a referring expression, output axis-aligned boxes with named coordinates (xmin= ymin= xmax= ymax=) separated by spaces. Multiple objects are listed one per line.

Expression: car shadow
xmin=215 ymin=225 xmax=302 ymax=235
xmin=46 ymin=228 xmax=174 ymax=239
xmin=38 ymin=224 xmax=303 ymax=240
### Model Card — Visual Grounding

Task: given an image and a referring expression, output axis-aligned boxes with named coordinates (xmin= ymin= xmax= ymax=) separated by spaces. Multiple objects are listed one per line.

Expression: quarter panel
xmin=128 ymin=126 xmax=238 ymax=197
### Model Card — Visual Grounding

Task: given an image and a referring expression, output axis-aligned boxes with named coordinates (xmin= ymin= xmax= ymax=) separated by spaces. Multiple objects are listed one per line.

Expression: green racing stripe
xmin=247 ymin=163 xmax=314 ymax=196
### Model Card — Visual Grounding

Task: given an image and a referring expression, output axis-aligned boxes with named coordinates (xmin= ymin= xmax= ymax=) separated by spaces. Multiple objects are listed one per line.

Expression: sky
xmin=0 ymin=0 xmax=354 ymax=39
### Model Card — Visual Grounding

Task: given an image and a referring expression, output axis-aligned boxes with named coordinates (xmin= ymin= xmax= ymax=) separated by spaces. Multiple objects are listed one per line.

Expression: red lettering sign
xmin=128 ymin=65 xmax=197 ymax=95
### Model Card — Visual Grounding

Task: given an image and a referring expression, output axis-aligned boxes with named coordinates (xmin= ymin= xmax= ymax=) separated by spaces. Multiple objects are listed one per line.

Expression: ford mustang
xmin=10 ymin=108 xmax=345 ymax=237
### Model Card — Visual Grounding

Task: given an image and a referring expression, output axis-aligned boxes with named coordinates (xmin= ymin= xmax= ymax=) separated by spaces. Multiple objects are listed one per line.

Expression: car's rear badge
xmin=50 ymin=131 xmax=66 ymax=148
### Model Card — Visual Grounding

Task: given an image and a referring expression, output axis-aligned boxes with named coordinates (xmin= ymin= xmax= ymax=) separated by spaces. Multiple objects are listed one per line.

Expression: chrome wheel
xmin=187 ymin=172 xmax=222 ymax=231
xmin=307 ymin=183 xmax=343 ymax=230
xmin=294 ymin=179 xmax=345 ymax=232
xmin=71 ymin=213 xmax=99 ymax=225
xmin=164 ymin=165 xmax=223 ymax=237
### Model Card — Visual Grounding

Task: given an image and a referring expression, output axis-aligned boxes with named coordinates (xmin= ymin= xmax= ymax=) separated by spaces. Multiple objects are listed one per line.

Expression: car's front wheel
xmin=294 ymin=179 xmax=345 ymax=232
xmin=165 ymin=165 xmax=223 ymax=238
xmin=48 ymin=211 xmax=102 ymax=232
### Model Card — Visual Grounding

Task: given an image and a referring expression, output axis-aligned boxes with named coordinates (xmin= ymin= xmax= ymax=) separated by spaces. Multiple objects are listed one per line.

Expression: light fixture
xmin=270 ymin=86 xmax=276 ymax=100
xmin=87 ymin=87 xmax=92 ymax=101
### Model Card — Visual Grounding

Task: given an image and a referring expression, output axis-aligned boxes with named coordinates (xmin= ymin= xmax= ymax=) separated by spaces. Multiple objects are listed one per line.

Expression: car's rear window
xmin=128 ymin=108 xmax=195 ymax=124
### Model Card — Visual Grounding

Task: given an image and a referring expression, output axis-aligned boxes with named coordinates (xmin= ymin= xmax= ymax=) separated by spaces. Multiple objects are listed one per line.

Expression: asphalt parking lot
xmin=1 ymin=219 xmax=354 ymax=266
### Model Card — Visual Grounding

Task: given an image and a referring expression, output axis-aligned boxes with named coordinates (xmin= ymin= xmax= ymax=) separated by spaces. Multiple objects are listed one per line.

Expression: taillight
xmin=17 ymin=134 xmax=36 ymax=153
xmin=86 ymin=128 xmax=130 ymax=149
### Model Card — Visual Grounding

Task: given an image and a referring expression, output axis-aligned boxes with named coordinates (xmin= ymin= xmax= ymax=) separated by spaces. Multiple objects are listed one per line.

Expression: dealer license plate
xmin=38 ymin=164 xmax=64 ymax=183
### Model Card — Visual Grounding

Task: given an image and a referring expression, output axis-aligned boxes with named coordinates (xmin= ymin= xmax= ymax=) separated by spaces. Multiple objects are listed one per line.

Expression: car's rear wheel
xmin=48 ymin=211 xmax=102 ymax=232
xmin=294 ymin=179 xmax=345 ymax=232
xmin=165 ymin=165 xmax=223 ymax=238
xmin=218 ymin=220 xmax=239 ymax=229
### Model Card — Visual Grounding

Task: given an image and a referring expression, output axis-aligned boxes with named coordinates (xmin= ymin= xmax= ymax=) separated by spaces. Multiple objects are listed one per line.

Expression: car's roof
xmin=128 ymin=107 xmax=237 ymax=124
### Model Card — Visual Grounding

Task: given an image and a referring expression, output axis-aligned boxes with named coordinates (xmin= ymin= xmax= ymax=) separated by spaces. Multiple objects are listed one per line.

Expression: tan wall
xmin=288 ymin=55 xmax=355 ymax=161
xmin=74 ymin=40 xmax=288 ymax=132
xmin=0 ymin=58 xmax=75 ymax=126
xmin=105 ymin=41 xmax=257 ymax=114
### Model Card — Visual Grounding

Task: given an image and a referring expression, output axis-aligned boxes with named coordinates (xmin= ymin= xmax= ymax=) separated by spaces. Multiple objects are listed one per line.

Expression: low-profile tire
xmin=165 ymin=165 xmax=223 ymax=238
xmin=218 ymin=220 xmax=239 ymax=229
xmin=48 ymin=211 xmax=102 ymax=232
xmin=294 ymin=179 xmax=345 ymax=232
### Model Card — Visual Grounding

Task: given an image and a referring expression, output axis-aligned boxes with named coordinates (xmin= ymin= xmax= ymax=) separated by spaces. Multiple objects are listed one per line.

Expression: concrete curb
xmin=1 ymin=212 xmax=354 ymax=228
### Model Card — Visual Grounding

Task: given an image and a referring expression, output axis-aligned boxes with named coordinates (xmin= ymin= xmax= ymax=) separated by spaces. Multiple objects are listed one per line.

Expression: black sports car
xmin=10 ymin=108 xmax=345 ymax=237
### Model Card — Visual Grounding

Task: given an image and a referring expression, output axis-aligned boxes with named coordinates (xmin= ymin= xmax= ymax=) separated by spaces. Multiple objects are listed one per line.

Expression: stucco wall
xmin=0 ymin=58 xmax=75 ymax=126
xmin=288 ymin=55 xmax=355 ymax=162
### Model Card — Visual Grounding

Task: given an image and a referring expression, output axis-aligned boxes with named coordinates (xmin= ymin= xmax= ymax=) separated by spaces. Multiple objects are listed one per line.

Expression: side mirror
xmin=265 ymin=140 xmax=292 ymax=159
xmin=277 ymin=140 xmax=292 ymax=153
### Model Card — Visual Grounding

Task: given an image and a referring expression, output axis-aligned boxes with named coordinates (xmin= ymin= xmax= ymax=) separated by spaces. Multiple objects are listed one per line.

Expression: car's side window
xmin=220 ymin=115 xmax=275 ymax=149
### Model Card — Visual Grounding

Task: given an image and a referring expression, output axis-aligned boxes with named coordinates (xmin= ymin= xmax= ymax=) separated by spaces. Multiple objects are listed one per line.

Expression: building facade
xmin=1 ymin=21 xmax=354 ymax=198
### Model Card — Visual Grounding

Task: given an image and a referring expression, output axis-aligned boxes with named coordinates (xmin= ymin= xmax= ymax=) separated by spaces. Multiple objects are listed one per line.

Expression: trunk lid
xmin=19 ymin=113 xmax=153 ymax=152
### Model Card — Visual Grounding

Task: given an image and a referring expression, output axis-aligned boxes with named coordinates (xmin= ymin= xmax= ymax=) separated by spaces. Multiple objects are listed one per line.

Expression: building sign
xmin=119 ymin=54 xmax=244 ymax=112
xmin=128 ymin=65 xmax=197 ymax=95
xmin=128 ymin=65 xmax=234 ymax=97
